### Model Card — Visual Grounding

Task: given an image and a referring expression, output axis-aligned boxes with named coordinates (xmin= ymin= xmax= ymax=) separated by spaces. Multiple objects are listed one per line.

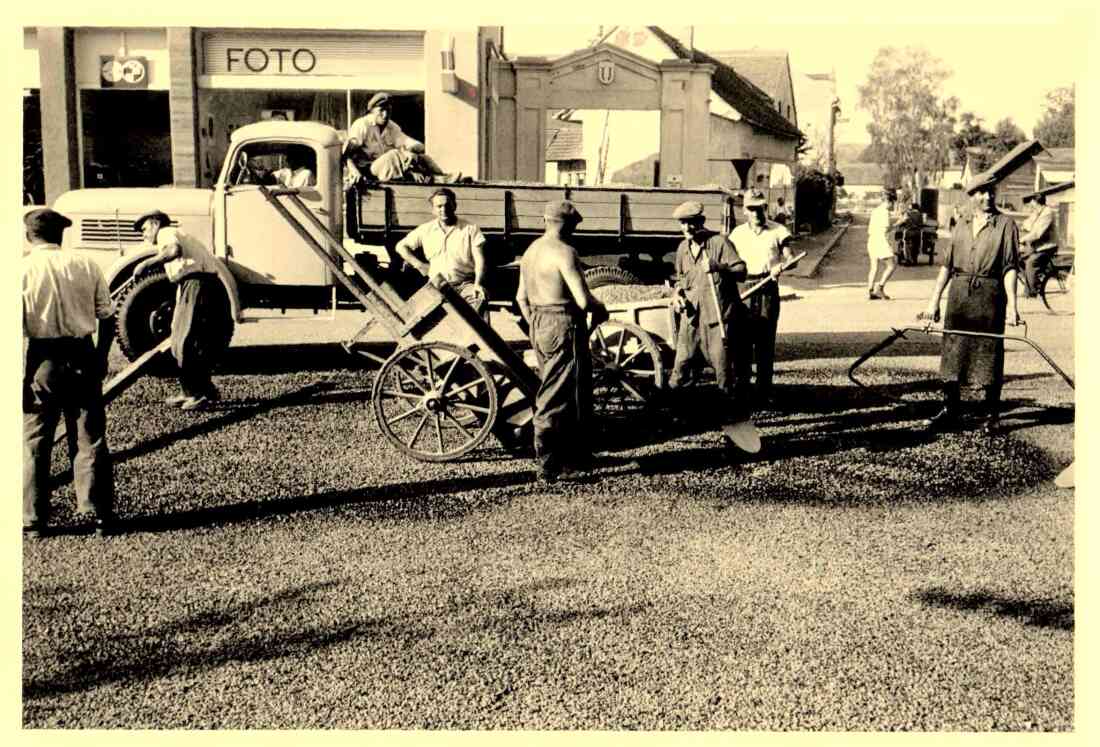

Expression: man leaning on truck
xmin=394 ymin=188 xmax=490 ymax=315
xmin=132 ymin=210 xmax=226 ymax=412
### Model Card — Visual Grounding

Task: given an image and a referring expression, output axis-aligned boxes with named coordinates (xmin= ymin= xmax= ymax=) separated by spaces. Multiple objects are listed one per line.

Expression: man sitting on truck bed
xmin=394 ymin=188 xmax=490 ymax=315
xmin=343 ymin=92 xmax=460 ymax=186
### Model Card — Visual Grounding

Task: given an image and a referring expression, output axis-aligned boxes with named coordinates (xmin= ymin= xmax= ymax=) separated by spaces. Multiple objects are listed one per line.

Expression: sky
xmin=503 ymin=18 xmax=1084 ymax=146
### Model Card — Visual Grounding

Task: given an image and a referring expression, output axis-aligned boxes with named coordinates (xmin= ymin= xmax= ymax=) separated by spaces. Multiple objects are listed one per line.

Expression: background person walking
xmin=866 ymin=188 xmax=899 ymax=299
xmin=22 ymin=209 xmax=117 ymax=538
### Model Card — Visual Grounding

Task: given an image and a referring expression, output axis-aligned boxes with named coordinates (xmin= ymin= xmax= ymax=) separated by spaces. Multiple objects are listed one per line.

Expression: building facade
xmin=24 ymin=26 xmax=502 ymax=204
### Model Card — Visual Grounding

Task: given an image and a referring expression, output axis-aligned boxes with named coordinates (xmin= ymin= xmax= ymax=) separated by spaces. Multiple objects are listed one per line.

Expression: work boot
xmin=981 ymin=413 xmax=1002 ymax=436
xmin=868 ymin=288 xmax=881 ymax=300
xmin=875 ymin=285 xmax=891 ymax=300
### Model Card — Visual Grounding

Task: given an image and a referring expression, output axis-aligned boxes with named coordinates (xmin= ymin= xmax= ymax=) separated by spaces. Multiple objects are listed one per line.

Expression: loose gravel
xmin=22 ymin=342 xmax=1074 ymax=730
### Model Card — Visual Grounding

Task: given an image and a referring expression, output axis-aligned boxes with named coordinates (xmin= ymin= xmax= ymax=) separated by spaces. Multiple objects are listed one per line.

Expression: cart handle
xmin=848 ymin=325 xmax=1075 ymax=404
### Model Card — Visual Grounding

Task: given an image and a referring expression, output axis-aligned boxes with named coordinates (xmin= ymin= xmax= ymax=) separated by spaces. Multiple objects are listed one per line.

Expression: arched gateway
xmin=486 ymin=43 xmax=716 ymax=188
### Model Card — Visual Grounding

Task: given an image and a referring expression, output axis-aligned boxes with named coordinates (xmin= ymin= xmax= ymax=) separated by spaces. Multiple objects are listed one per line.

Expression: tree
xmin=1034 ymin=86 xmax=1074 ymax=147
xmin=992 ymin=117 xmax=1026 ymax=156
xmin=857 ymin=46 xmax=957 ymax=196
xmin=951 ymin=111 xmax=993 ymax=170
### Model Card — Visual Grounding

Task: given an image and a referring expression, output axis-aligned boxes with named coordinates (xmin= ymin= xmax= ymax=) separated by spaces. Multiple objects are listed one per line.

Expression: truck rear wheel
xmin=115 ymin=271 xmax=235 ymax=364
xmin=583 ymin=265 xmax=642 ymax=290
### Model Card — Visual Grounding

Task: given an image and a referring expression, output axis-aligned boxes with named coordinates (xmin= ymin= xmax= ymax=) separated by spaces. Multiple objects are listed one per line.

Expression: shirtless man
xmin=516 ymin=200 xmax=609 ymax=482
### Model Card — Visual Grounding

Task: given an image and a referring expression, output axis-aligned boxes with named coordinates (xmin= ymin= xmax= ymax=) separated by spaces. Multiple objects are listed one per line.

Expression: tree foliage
xmin=857 ymin=46 xmax=957 ymax=195
xmin=951 ymin=114 xmax=1027 ymax=173
xmin=1033 ymin=86 xmax=1074 ymax=147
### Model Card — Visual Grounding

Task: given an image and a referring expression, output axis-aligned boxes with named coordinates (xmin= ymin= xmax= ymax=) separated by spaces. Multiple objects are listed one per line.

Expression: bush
xmin=794 ymin=168 xmax=838 ymax=233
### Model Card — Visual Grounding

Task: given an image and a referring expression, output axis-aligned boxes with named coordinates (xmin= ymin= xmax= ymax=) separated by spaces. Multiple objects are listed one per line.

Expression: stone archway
xmin=486 ymin=44 xmax=715 ymax=187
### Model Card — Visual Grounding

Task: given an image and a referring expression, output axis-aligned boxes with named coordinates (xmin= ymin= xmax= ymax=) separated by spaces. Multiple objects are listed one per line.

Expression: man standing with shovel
xmin=668 ymin=201 xmax=757 ymax=451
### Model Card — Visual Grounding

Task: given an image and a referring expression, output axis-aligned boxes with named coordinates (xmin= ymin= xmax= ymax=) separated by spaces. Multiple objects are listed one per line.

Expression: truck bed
xmin=347 ymin=182 xmax=736 ymax=260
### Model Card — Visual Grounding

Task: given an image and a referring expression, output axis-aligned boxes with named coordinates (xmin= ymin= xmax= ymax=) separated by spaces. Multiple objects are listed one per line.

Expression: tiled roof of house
xmin=711 ymin=50 xmax=789 ymax=105
xmin=983 ymin=139 xmax=1045 ymax=181
xmin=545 ymin=116 xmax=584 ymax=161
xmin=645 ymin=27 xmax=802 ymax=140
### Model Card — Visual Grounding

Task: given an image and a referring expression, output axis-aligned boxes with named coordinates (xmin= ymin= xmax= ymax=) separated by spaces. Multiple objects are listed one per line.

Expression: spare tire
xmin=115 ymin=271 xmax=234 ymax=364
xmin=583 ymin=265 xmax=642 ymax=290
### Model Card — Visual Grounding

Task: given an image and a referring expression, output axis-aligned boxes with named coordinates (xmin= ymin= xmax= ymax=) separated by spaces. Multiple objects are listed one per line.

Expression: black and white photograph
xmin=11 ymin=2 xmax=1093 ymax=738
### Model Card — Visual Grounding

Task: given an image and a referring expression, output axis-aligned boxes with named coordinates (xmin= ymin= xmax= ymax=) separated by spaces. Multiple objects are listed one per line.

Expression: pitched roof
xmin=545 ymin=116 xmax=584 ymax=161
xmin=645 ymin=26 xmax=802 ymax=140
xmin=1026 ymin=179 xmax=1074 ymax=199
xmin=710 ymin=50 xmax=790 ymax=105
xmin=984 ymin=139 xmax=1045 ymax=181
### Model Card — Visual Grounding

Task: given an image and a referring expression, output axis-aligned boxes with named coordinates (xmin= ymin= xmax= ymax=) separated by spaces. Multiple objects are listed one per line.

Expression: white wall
xmin=74 ymin=28 xmax=169 ymax=90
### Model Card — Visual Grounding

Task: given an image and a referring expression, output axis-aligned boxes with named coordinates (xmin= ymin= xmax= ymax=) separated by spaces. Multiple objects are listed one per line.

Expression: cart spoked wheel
xmin=589 ymin=321 xmax=664 ymax=415
xmin=372 ymin=341 xmax=499 ymax=462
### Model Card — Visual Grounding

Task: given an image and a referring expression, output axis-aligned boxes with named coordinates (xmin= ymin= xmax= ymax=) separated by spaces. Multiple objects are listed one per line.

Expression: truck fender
xmin=106 ymin=251 xmax=243 ymax=323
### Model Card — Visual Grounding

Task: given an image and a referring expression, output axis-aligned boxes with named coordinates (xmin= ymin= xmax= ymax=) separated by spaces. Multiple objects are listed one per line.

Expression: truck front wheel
xmin=115 ymin=271 xmax=235 ymax=364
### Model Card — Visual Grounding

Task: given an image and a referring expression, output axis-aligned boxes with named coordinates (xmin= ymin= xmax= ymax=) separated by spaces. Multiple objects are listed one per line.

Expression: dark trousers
xmin=1022 ymin=251 xmax=1050 ymax=295
xmin=744 ymin=280 xmax=780 ymax=395
xmin=23 ymin=337 xmax=114 ymax=527
xmin=530 ymin=305 xmax=591 ymax=473
xmin=669 ymin=308 xmax=752 ymax=415
xmin=172 ymin=274 xmax=222 ymax=398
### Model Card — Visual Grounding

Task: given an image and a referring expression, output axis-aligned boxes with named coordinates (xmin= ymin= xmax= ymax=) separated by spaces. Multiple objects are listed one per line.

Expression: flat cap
xmin=544 ymin=200 xmax=583 ymax=223
xmin=965 ymin=170 xmax=998 ymax=195
xmin=368 ymin=92 xmax=391 ymax=111
xmin=132 ymin=210 xmax=172 ymax=232
xmin=24 ymin=208 xmax=72 ymax=233
xmin=672 ymin=201 xmax=705 ymax=221
xmin=742 ymin=190 xmax=768 ymax=209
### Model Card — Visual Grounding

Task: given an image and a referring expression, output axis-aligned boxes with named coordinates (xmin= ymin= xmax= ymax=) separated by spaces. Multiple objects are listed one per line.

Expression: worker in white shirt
xmin=343 ymin=92 xmax=459 ymax=186
xmin=22 ymin=208 xmax=117 ymax=538
xmin=867 ymin=188 xmax=900 ymax=299
xmin=272 ymin=147 xmax=315 ymax=189
xmin=729 ymin=189 xmax=795 ymax=407
xmin=394 ymin=188 xmax=490 ymax=315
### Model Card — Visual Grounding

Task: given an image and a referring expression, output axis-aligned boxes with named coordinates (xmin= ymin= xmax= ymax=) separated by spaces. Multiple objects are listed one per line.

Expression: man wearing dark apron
xmin=919 ymin=171 xmax=1022 ymax=434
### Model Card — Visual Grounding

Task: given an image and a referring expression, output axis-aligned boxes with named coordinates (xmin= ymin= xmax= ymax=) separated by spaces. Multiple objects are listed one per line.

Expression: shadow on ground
xmin=912 ymin=587 xmax=1073 ymax=631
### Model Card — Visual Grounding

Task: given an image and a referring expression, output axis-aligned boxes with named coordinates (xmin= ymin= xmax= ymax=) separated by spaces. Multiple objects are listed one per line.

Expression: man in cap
xmin=516 ymin=200 xmax=609 ymax=482
xmin=23 ymin=208 xmax=117 ymax=538
xmin=394 ymin=187 xmax=490 ymax=316
xmin=132 ymin=210 xmax=228 ymax=411
xmin=343 ymin=92 xmax=459 ymax=185
xmin=668 ymin=200 xmax=752 ymax=418
xmin=729 ymin=189 xmax=795 ymax=407
xmin=1017 ymin=192 xmax=1058 ymax=296
xmin=866 ymin=188 xmax=899 ymax=299
xmin=918 ymin=171 xmax=1021 ymax=435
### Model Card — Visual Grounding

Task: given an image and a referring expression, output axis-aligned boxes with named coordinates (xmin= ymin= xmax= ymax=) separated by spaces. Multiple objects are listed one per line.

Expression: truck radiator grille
xmin=79 ymin=218 xmax=177 ymax=246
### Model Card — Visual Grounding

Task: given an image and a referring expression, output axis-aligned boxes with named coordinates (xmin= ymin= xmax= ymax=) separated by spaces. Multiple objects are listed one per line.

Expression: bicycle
xmin=1016 ymin=246 xmax=1073 ymax=315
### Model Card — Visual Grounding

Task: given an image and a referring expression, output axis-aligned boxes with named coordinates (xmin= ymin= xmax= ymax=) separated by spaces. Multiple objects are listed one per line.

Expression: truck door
xmin=217 ymin=141 xmax=337 ymax=286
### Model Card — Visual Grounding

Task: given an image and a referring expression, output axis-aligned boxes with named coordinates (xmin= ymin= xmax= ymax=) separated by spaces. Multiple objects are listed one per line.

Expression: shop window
xmin=80 ymin=89 xmax=173 ymax=188
xmin=350 ymin=91 xmax=425 ymax=143
xmin=23 ymin=89 xmax=44 ymax=205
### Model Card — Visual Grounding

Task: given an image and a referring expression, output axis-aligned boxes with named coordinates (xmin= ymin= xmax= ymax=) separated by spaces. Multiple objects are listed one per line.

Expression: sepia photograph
xmin=12 ymin=3 xmax=1091 ymax=737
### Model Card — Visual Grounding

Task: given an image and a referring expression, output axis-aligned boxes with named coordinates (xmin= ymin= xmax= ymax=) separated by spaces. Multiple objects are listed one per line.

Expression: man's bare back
xmin=520 ymin=236 xmax=582 ymax=307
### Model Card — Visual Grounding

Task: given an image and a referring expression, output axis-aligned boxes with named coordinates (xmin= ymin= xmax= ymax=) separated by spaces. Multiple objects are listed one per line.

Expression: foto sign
xmin=225 ymin=48 xmax=318 ymax=74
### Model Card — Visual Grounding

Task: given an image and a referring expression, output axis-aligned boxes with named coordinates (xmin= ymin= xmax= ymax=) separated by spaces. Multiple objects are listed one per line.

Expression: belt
xmin=952 ymin=270 xmax=999 ymax=293
xmin=746 ymin=272 xmax=770 ymax=281
xmin=531 ymin=302 xmax=582 ymax=315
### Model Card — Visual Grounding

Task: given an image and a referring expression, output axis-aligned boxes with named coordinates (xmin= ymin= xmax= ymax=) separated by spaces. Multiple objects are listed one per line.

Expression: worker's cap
xmin=965 ymin=170 xmax=998 ymax=195
xmin=24 ymin=208 xmax=72 ymax=233
xmin=132 ymin=209 xmax=172 ymax=232
xmin=672 ymin=201 xmax=705 ymax=221
xmin=544 ymin=200 xmax=583 ymax=223
xmin=367 ymin=92 xmax=391 ymax=111
xmin=742 ymin=190 xmax=768 ymax=209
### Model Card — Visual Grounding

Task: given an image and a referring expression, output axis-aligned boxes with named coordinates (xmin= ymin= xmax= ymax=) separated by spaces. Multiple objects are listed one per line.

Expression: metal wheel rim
xmin=589 ymin=321 xmax=664 ymax=415
xmin=372 ymin=341 xmax=499 ymax=462
xmin=1040 ymin=270 xmax=1073 ymax=316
